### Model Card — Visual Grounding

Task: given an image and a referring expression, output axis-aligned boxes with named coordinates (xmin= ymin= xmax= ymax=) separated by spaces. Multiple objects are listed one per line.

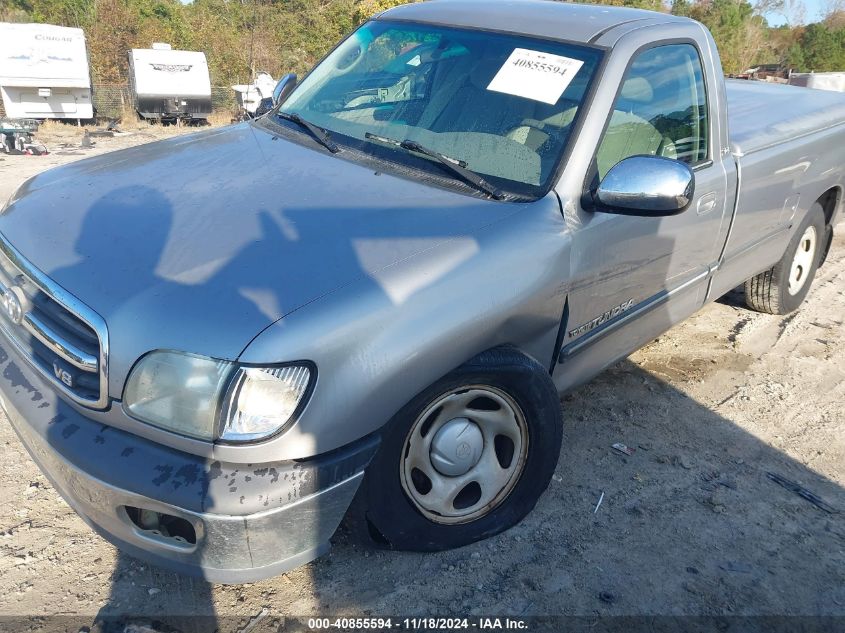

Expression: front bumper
xmin=0 ymin=338 xmax=378 ymax=583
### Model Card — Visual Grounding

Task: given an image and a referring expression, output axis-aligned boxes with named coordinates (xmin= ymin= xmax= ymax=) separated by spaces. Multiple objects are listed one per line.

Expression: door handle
xmin=697 ymin=192 xmax=717 ymax=215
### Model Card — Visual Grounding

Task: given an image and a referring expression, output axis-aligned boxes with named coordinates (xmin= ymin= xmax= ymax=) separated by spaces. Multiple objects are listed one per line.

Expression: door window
xmin=596 ymin=44 xmax=708 ymax=179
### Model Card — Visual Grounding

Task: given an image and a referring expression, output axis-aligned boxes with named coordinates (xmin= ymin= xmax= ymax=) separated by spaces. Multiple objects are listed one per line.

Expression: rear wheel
xmin=350 ymin=347 xmax=562 ymax=551
xmin=745 ymin=204 xmax=825 ymax=315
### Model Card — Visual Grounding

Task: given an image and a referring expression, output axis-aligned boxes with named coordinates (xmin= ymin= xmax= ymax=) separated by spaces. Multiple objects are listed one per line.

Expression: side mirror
xmin=594 ymin=155 xmax=695 ymax=216
xmin=272 ymin=73 xmax=298 ymax=106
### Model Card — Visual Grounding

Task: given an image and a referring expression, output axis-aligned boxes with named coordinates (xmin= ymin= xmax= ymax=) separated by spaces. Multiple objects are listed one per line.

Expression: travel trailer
xmin=128 ymin=43 xmax=212 ymax=122
xmin=0 ymin=22 xmax=93 ymax=121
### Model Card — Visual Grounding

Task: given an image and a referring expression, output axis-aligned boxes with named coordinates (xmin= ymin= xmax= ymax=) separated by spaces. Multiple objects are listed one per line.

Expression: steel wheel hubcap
xmin=788 ymin=226 xmax=817 ymax=295
xmin=430 ymin=418 xmax=484 ymax=476
xmin=400 ymin=385 xmax=528 ymax=525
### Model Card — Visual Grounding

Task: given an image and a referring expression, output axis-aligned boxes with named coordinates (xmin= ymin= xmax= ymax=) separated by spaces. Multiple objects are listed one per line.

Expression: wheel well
xmin=817 ymin=187 xmax=841 ymax=227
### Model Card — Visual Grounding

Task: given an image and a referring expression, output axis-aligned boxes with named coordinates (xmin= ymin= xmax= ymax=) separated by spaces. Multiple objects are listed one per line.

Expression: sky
xmin=765 ymin=0 xmax=830 ymax=26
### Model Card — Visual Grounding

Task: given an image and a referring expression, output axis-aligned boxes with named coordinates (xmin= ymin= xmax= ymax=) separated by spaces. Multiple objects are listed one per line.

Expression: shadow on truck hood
xmin=0 ymin=122 xmax=520 ymax=387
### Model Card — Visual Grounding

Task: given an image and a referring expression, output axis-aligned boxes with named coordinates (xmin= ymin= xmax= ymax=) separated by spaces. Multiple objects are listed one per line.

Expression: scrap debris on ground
xmin=0 ymin=118 xmax=48 ymax=155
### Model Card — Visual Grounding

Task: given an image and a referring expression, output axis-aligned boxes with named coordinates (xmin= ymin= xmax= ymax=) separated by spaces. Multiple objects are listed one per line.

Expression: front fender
xmin=225 ymin=194 xmax=571 ymax=462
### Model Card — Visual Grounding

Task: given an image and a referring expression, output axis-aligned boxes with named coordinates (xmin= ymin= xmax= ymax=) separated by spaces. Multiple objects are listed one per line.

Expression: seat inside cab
xmin=595 ymin=77 xmax=677 ymax=177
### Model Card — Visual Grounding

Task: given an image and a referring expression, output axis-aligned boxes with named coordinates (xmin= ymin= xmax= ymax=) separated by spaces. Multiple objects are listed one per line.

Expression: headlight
xmin=123 ymin=351 xmax=313 ymax=442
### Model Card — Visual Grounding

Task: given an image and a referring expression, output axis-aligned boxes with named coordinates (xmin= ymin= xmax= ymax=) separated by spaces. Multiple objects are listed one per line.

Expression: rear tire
xmin=349 ymin=347 xmax=562 ymax=551
xmin=744 ymin=204 xmax=825 ymax=315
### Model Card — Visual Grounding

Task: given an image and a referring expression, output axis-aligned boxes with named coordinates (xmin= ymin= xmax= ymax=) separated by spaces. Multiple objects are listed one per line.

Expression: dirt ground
xmin=0 ymin=122 xmax=199 ymax=195
xmin=0 ymin=126 xmax=843 ymax=631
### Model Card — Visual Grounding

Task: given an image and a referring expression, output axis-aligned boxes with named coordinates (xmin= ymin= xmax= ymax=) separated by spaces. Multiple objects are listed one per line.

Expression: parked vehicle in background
xmin=789 ymin=71 xmax=845 ymax=93
xmin=0 ymin=22 xmax=93 ymax=121
xmin=128 ymin=43 xmax=211 ymax=123
xmin=0 ymin=118 xmax=45 ymax=155
xmin=1 ymin=0 xmax=843 ymax=583
xmin=233 ymin=72 xmax=276 ymax=119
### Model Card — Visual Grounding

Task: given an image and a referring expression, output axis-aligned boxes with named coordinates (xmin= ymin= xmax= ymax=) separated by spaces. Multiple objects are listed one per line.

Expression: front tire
xmin=745 ymin=204 xmax=825 ymax=315
xmin=350 ymin=347 xmax=562 ymax=551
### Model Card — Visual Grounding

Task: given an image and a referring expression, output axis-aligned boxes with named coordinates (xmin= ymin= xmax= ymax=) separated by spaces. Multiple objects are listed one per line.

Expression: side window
xmin=595 ymin=44 xmax=708 ymax=179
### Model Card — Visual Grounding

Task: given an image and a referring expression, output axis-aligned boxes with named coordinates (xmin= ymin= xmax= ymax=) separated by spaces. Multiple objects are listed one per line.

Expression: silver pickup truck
xmin=1 ymin=1 xmax=843 ymax=583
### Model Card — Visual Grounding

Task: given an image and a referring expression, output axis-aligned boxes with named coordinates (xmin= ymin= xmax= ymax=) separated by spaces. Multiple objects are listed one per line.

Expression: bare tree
xmin=756 ymin=0 xmax=806 ymax=25
xmin=781 ymin=0 xmax=807 ymax=24
xmin=822 ymin=0 xmax=845 ymax=24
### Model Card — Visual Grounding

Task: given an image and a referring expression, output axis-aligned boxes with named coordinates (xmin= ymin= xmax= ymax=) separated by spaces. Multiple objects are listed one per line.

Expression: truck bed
xmin=726 ymin=80 xmax=845 ymax=156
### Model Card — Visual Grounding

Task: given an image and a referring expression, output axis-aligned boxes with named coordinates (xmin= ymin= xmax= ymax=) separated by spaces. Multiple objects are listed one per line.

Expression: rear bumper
xmin=136 ymin=96 xmax=212 ymax=120
xmin=0 ymin=338 xmax=378 ymax=583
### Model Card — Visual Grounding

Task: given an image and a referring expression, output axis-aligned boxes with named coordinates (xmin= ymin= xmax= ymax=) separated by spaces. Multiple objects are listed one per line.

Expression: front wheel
xmin=350 ymin=347 xmax=563 ymax=551
xmin=745 ymin=203 xmax=825 ymax=315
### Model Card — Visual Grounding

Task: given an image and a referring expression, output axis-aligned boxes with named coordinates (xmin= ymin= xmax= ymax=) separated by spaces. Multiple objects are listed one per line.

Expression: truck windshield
xmin=280 ymin=20 xmax=602 ymax=198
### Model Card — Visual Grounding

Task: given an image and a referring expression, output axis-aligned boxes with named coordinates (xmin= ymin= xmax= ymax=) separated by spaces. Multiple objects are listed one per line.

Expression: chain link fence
xmin=91 ymin=85 xmax=132 ymax=119
xmin=91 ymin=84 xmax=237 ymax=120
xmin=211 ymin=86 xmax=237 ymax=114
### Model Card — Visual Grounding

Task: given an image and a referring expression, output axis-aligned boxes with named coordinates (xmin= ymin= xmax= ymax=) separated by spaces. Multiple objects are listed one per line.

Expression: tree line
xmin=2 ymin=0 xmax=843 ymax=86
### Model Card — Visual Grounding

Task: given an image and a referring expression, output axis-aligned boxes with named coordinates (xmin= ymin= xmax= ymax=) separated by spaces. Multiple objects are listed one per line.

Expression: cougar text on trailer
xmin=129 ymin=43 xmax=212 ymax=122
xmin=0 ymin=22 xmax=93 ymax=121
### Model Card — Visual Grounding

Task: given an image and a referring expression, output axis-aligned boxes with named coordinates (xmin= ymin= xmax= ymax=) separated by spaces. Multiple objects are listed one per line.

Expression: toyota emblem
xmin=2 ymin=288 xmax=23 ymax=325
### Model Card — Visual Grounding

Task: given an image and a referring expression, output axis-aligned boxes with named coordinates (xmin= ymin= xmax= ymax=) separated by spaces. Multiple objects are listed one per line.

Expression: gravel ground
xmin=0 ymin=128 xmax=843 ymax=632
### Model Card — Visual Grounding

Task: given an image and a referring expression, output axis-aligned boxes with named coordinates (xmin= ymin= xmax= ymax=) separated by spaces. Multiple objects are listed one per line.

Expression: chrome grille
xmin=0 ymin=234 xmax=108 ymax=408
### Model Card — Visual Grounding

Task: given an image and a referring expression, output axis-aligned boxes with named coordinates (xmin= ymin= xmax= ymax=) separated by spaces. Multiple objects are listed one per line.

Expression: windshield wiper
xmin=364 ymin=132 xmax=504 ymax=200
xmin=278 ymin=111 xmax=339 ymax=153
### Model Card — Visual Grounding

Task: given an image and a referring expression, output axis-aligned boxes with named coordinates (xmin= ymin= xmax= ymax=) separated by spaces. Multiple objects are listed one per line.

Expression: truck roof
xmin=379 ymin=0 xmax=688 ymax=45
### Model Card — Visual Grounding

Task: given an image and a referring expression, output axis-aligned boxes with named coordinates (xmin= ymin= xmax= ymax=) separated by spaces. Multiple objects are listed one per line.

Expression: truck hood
xmin=0 ymin=122 xmax=517 ymax=391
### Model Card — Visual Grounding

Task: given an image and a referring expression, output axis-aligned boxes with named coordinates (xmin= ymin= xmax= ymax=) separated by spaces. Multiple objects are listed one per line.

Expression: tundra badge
xmin=568 ymin=298 xmax=635 ymax=338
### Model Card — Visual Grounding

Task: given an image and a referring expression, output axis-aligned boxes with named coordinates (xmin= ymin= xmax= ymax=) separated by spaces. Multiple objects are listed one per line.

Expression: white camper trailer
xmin=129 ymin=44 xmax=212 ymax=122
xmin=0 ymin=22 xmax=93 ymax=120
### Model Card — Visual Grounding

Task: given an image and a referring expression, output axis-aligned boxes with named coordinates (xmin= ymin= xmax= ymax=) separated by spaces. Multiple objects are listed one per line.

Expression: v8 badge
xmin=52 ymin=360 xmax=74 ymax=388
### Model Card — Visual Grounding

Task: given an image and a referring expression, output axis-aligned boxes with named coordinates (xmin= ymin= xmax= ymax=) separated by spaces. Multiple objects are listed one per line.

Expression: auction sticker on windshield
xmin=487 ymin=48 xmax=584 ymax=105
